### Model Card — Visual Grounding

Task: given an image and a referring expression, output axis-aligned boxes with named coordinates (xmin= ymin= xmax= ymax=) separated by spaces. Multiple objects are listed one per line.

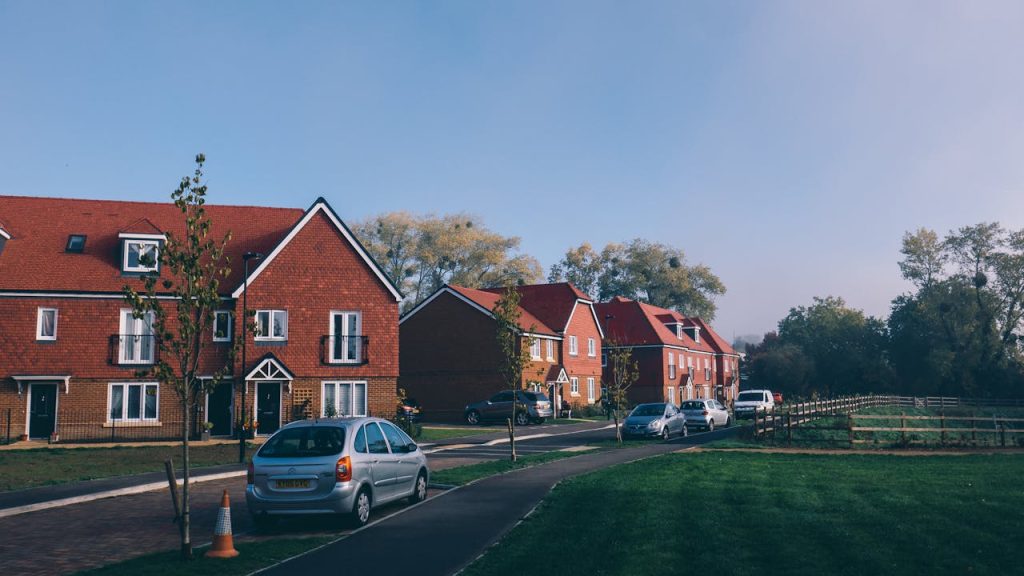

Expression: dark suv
xmin=465 ymin=390 xmax=553 ymax=426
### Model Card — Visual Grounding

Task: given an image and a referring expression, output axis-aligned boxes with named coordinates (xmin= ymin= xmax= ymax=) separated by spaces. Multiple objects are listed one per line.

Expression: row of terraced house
xmin=0 ymin=194 xmax=739 ymax=440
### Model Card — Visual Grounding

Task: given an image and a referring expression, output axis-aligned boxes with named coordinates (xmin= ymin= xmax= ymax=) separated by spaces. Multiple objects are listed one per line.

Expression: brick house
xmin=596 ymin=296 xmax=740 ymax=407
xmin=399 ymin=283 xmax=603 ymax=422
xmin=0 ymin=195 xmax=401 ymax=442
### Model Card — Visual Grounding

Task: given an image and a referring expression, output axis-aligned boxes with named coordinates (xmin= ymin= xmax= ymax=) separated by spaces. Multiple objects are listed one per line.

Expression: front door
xmin=256 ymin=382 xmax=281 ymax=436
xmin=207 ymin=381 xmax=233 ymax=436
xmin=29 ymin=383 xmax=58 ymax=439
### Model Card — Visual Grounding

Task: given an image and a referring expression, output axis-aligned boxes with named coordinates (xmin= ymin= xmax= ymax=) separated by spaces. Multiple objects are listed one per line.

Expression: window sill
xmin=104 ymin=421 xmax=162 ymax=428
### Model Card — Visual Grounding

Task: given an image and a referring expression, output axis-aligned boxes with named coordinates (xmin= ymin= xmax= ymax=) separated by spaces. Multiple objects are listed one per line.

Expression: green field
xmin=0 ymin=443 xmax=248 ymax=492
xmin=461 ymin=451 xmax=1024 ymax=576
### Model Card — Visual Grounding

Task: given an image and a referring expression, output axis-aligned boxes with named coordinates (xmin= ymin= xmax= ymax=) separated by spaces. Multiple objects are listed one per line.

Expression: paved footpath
xmin=259 ymin=440 xmax=690 ymax=576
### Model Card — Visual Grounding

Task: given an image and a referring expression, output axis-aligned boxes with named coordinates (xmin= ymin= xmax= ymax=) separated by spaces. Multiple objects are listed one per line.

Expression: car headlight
xmin=648 ymin=420 xmax=661 ymax=428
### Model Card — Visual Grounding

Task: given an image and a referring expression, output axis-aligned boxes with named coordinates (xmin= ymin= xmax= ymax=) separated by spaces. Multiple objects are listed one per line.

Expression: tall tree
xmin=898 ymin=227 xmax=946 ymax=288
xmin=553 ymin=239 xmax=725 ymax=319
xmin=123 ymin=154 xmax=235 ymax=560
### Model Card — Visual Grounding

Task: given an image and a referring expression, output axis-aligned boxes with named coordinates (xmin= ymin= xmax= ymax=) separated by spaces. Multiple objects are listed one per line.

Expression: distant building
xmin=596 ymin=296 xmax=740 ymax=407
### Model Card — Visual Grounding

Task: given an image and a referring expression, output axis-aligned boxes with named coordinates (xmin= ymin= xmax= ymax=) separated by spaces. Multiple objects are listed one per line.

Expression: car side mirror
xmin=407 ymin=442 xmax=418 ymax=452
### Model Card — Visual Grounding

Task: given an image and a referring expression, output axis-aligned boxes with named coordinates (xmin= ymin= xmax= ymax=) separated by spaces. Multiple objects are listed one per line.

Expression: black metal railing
xmin=320 ymin=335 xmax=369 ymax=365
xmin=52 ymin=408 xmax=183 ymax=443
xmin=0 ymin=407 xmax=11 ymax=445
xmin=108 ymin=334 xmax=159 ymax=366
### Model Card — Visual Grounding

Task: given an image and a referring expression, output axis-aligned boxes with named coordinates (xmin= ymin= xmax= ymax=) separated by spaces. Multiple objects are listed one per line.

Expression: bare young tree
xmin=493 ymin=287 xmax=535 ymax=461
xmin=604 ymin=343 xmax=639 ymax=444
xmin=123 ymin=154 xmax=236 ymax=560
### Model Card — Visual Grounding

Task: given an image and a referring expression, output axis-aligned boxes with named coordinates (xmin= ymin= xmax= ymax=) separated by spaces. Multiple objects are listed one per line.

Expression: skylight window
xmin=66 ymin=234 xmax=87 ymax=253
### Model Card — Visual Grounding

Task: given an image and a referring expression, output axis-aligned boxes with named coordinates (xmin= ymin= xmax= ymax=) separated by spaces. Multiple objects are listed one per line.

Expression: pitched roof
xmin=448 ymin=285 xmax=560 ymax=336
xmin=480 ymin=282 xmax=595 ymax=335
xmin=688 ymin=317 xmax=738 ymax=356
xmin=0 ymin=195 xmax=393 ymax=298
xmin=595 ymin=296 xmax=717 ymax=353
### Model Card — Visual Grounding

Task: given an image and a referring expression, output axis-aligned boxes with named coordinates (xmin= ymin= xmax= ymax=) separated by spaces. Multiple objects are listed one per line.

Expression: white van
xmin=733 ymin=389 xmax=775 ymax=419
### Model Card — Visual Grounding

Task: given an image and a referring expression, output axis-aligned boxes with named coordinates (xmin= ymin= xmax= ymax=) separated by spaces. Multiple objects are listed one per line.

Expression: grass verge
xmin=418 ymin=426 xmax=502 ymax=442
xmin=460 ymin=451 xmax=1024 ymax=576
xmin=73 ymin=536 xmax=335 ymax=576
xmin=431 ymin=446 xmax=611 ymax=486
xmin=0 ymin=443 xmax=248 ymax=492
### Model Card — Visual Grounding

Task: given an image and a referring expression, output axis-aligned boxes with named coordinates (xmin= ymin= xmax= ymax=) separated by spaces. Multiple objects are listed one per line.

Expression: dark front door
xmin=256 ymin=382 xmax=281 ymax=436
xmin=207 ymin=382 xmax=233 ymax=436
xmin=29 ymin=383 xmax=58 ymax=439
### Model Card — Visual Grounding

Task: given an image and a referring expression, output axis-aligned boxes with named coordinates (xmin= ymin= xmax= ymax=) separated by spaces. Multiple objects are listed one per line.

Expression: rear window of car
xmin=520 ymin=392 xmax=549 ymax=402
xmin=737 ymin=392 xmax=765 ymax=402
xmin=680 ymin=401 xmax=705 ymax=410
xmin=258 ymin=426 xmax=345 ymax=458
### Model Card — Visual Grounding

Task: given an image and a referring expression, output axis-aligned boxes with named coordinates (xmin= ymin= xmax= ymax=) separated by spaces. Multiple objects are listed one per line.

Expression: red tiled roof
xmin=689 ymin=317 xmax=737 ymax=355
xmin=596 ymin=296 xmax=717 ymax=353
xmin=448 ymin=285 xmax=560 ymax=336
xmin=480 ymin=282 xmax=593 ymax=334
xmin=0 ymin=195 xmax=304 ymax=294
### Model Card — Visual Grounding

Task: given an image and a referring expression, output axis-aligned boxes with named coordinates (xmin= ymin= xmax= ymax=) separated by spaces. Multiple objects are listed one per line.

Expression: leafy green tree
xmin=123 ymin=154 xmax=235 ymax=560
xmin=899 ymin=228 xmax=947 ymax=288
xmin=551 ymin=239 xmax=726 ymax=320
xmin=603 ymin=343 xmax=638 ymax=444
xmin=492 ymin=287 xmax=535 ymax=461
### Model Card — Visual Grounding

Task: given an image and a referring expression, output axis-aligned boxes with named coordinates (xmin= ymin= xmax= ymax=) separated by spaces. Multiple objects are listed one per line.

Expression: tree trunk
xmin=614 ymin=409 xmax=622 ymax=444
xmin=180 ymin=399 xmax=193 ymax=560
xmin=507 ymin=417 xmax=517 ymax=462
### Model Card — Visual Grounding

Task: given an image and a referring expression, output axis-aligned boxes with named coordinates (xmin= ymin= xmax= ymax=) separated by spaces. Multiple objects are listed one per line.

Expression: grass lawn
xmin=431 ymin=448 xmax=606 ymax=486
xmin=461 ymin=451 xmax=1024 ymax=576
xmin=73 ymin=537 xmax=335 ymax=576
xmin=0 ymin=443 xmax=248 ymax=492
xmin=418 ymin=426 xmax=503 ymax=442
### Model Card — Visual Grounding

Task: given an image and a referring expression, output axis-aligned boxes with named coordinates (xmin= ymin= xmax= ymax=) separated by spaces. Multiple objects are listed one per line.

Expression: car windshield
xmin=258 ymin=426 xmax=345 ymax=458
xmin=680 ymin=401 xmax=705 ymax=410
xmin=520 ymin=392 xmax=549 ymax=402
xmin=737 ymin=392 xmax=764 ymax=402
xmin=631 ymin=404 xmax=666 ymax=417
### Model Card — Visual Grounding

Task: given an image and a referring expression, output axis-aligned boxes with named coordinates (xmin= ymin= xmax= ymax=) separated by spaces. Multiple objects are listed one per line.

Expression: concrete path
xmin=258 ymin=440 xmax=691 ymax=576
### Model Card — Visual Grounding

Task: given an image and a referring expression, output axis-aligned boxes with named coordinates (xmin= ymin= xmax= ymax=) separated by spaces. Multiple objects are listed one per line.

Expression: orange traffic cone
xmin=205 ymin=489 xmax=240 ymax=558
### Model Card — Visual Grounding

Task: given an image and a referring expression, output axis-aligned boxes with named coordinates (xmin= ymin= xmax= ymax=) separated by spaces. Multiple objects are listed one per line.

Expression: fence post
xmin=1000 ymin=424 xmax=1006 ymax=448
xmin=940 ymin=408 xmax=946 ymax=446
xmin=848 ymin=413 xmax=854 ymax=447
xmin=901 ymin=411 xmax=906 ymax=445
xmin=787 ymin=412 xmax=792 ymax=446
xmin=971 ymin=412 xmax=976 ymax=445
xmin=5 ymin=407 xmax=10 ymax=445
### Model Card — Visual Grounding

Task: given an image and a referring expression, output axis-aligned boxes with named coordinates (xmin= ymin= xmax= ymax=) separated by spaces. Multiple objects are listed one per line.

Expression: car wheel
xmin=531 ymin=417 xmax=546 ymax=425
xmin=351 ymin=488 xmax=372 ymax=528
xmin=465 ymin=410 xmax=481 ymax=425
xmin=707 ymin=420 xmax=715 ymax=432
xmin=515 ymin=411 xmax=529 ymax=426
xmin=408 ymin=471 xmax=428 ymax=505
xmin=661 ymin=427 xmax=670 ymax=441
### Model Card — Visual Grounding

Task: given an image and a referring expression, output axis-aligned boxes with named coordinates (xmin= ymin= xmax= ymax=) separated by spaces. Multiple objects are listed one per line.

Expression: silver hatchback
xmin=246 ymin=417 xmax=430 ymax=526
xmin=679 ymin=399 xmax=731 ymax=431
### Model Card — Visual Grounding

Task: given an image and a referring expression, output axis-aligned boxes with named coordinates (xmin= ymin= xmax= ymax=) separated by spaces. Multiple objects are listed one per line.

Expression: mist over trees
xmin=745 ymin=223 xmax=1024 ymax=399
xmin=355 ymin=213 xmax=727 ymax=319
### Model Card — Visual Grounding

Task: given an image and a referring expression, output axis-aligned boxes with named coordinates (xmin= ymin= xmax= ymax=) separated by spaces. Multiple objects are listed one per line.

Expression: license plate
xmin=276 ymin=479 xmax=309 ymax=489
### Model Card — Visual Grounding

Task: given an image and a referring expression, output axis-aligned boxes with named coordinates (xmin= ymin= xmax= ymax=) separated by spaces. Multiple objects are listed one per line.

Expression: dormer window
xmin=120 ymin=235 xmax=163 ymax=273
xmin=66 ymin=234 xmax=87 ymax=253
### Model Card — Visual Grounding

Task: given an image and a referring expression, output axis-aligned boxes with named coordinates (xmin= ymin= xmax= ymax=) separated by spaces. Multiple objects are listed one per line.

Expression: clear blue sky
xmin=3 ymin=1 xmax=1024 ymax=340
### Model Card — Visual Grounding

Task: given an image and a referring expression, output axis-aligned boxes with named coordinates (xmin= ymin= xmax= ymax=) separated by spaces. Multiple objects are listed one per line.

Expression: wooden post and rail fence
xmin=751 ymin=395 xmax=1024 ymax=448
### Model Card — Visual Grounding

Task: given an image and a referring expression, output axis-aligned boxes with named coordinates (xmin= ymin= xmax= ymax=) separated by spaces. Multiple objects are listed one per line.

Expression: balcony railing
xmin=320 ymin=335 xmax=369 ymax=365
xmin=109 ymin=334 xmax=159 ymax=366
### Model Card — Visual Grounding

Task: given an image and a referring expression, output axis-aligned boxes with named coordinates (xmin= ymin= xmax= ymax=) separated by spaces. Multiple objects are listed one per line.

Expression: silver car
xmin=679 ymin=399 xmax=731 ymax=431
xmin=464 ymin=390 xmax=554 ymax=426
xmin=246 ymin=417 xmax=430 ymax=527
xmin=622 ymin=402 xmax=687 ymax=440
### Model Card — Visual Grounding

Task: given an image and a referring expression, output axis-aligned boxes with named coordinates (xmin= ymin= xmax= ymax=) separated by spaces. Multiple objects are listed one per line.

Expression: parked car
xmin=246 ymin=417 xmax=429 ymax=527
xmin=734 ymin=389 xmax=776 ymax=419
xmin=622 ymin=402 xmax=687 ymax=440
xmin=465 ymin=390 xmax=553 ymax=425
xmin=679 ymin=399 xmax=731 ymax=431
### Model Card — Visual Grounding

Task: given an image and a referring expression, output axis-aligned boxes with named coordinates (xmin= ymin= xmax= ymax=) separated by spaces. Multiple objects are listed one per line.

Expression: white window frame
xmin=569 ymin=335 xmax=578 ymax=356
xmin=255 ymin=309 xmax=288 ymax=341
xmin=107 ymin=382 xmax=159 ymax=422
xmin=668 ymin=386 xmax=676 ymax=405
xmin=668 ymin=352 xmax=676 ymax=380
xmin=322 ymin=381 xmax=368 ymax=417
xmin=36 ymin=308 xmax=58 ymax=341
xmin=328 ymin=311 xmax=362 ymax=363
xmin=546 ymin=339 xmax=554 ymax=361
xmin=119 ymin=309 xmax=155 ymax=364
xmin=213 ymin=310 xmax=232 ymax=342
xmin=530 ymin=339 xmax=541 ymax=360
xmin=122 ymin=239 xmax=160 ymax=273
xmin=587 ymin=377 xmax=596 ymax=403
xmin=587 ymin=337 xmax=596 ymax=357
xmin=570 ymin=376 xmax=580 ymax=395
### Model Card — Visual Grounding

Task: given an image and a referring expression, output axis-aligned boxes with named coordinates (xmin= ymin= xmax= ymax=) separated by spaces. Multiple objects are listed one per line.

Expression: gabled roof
xmin=0 ymin=195 xmax=302 ymax=294
xmin=480 ymin=282 xmax=603 ymax=338
xmin=400 ymin=284 xmax=561 ymax=337
xmin=119 ymin=218 xmax=164 ymax=236
xmin=244 ymin=353 xmax=294 ymax=381
xmin=688 ymin=317 xmax=738 ymax=356
xmin=595 ymin=296 xmax=716 ymax=353
xmin=229 ymin=197 xmax=402 ymax=302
